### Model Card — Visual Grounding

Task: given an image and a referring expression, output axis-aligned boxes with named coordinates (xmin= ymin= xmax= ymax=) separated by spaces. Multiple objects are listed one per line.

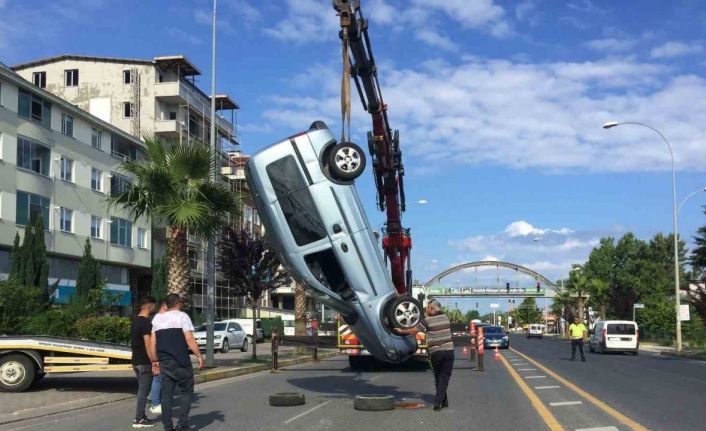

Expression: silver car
xmin=245 ymin=121 xmax=422 ymax=363
xmin=194 ymin=321 xmax=248 ymax=353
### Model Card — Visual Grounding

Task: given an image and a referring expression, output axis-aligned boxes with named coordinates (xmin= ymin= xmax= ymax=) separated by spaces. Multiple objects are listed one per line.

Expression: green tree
xmin=8 ymin=232 xmax=21 ymax=281
xmin=150 ymin=255 xmax=169 ymax=301
xmin=75 ymin=239 xmax=103 ymax=308
xmin=463 ymin=309 xmax=480 ymax=322
xmin=442 ymin=307 xmax=464 ymax=323
xmin=566 ymin=264 xmax=589 ymax=321
xmin=0 ymin=280 xmax=44 ymax=335
xmin=583 ymin=238 xmax=615 ymax=319
xmin=109 ymin=136 xmax=239 ymax=299
xmin=512 ymin=297 xmax=542 ymax=326
xmin=220 ymin=228 xmax=290 ymax=359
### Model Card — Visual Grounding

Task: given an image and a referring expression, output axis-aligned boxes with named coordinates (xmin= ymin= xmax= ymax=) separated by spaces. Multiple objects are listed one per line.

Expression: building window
xmin=60 ymin=156 xmax=74 ymax=182
xmin=16 ymin=191 xmax=49 ymax=229
xmin=64 ymin=69 xmax=79 ymax=87
xmin=61 ymin=113 xmax=73 ymax=137
xmin=123 ymin=102 xmax=134 ymax=118
xmin=16 ymin=136 xmax=50 ymax=176
xmin=169 ymin=111 xmax=177 ymax=120
xmin=137 ymin=228 xmax=147 ymax=249
xmin=18 ymin=90 xmax=51 ymax=127
xmin=59 ymin=207 xmax=73 ymax=232
xmin=123 ymin=70 xmax=132 ymax=84
xmin=32 ymin=71 xmax=46 ymax=88
xmin=110 ymin=173 xmax=131 ymax=197
xmin=91 ymin=128 xmax=102 ymax=150
xmin=110 ymin=217 xmax=132 ymax=247
xmin=91 ymin=215 xmax=102 ymax=239
xmin=91 ymin=168 xmax=103 ymax=192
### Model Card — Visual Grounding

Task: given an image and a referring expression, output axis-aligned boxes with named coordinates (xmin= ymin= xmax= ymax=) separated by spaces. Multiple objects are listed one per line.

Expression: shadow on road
xmin=30 ymin=376 xmax=135 ymax=394
xmin=285 ymin=374 xmax=436 ymax=404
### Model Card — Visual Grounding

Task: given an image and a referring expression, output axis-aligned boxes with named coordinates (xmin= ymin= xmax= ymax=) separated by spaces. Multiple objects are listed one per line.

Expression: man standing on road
xmin=569 ymin=317 xmax=587 ymax=362
xmin=131 ymin=296 xmax=158 ymax=428
xmin=150 ymin=294 xmax=204 ymax=431
xmin=395 ymin=299 xmax=454 ymax=411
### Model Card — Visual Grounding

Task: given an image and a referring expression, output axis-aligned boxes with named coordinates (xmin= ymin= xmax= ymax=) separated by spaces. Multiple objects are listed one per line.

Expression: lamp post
xmin=602 ymin=121 xmax=682 ymax=351
xmin=677 ymin=187 xmax=706 ymax=215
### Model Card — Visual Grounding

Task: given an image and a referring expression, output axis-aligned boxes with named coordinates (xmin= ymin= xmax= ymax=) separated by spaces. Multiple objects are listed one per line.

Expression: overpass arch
xmin=422 ymin=260 xmax=557 ymax=289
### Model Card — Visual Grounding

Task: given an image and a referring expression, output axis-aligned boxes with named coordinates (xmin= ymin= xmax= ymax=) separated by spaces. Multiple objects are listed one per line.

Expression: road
xmin=2 ymin=335 xmax=704 ymax=431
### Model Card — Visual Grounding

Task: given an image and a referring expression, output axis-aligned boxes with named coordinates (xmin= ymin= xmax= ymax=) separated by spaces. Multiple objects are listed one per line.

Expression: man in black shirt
xmin=131 ymin=296 xmax=157 ymax=428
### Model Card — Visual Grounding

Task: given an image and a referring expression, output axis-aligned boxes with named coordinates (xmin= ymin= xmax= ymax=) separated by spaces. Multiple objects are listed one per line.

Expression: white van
xmin=222 ymin=319 xmax=264 ymax=342
xmin=527 ymin=324 xmax=543 ymax=339
xmin=589 ymin=320 xmax=639 ymax=354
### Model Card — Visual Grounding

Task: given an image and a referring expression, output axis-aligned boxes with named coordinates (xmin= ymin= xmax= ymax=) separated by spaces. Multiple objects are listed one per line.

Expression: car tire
xmin=589 ymin=343 xmax=595 ymax=353
xmin=386 ymin=296 xmax=424 ymax=330
xmin=220 ymin=339 xmax=230 ymax=354
xmin=354 ymin=394 xmax=394 ymax=411
xmin=269 ymin=392 xmax=306 ymax=407
xmin=0 ymin=354 xmax=36 ymax=392
xmin=241 ymin=339 xmax=248 ymax=352
xmin=328 ymin=142 xmax=367 ymax=181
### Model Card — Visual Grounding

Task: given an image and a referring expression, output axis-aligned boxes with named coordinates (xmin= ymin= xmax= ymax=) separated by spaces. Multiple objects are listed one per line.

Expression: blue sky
xmin=3 ymin=0 xmax=706 ymax=313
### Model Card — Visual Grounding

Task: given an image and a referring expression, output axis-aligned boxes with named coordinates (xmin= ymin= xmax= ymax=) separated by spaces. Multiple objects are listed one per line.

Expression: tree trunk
xmin=600 ymin=304 xmax=607 ymax=320
xmin=167 ymin=227 xmax=189 ymax=299
xmin=294 ymin=283 xmax=307 ymax=336
xmin=251 ymin=302 xmax=257 ymax=360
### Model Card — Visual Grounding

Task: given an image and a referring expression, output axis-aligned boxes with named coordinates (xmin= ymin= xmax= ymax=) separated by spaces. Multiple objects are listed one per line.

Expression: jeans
xmin=133 ymin=365 xmax=154 ymax=421
xmin=150 ymin=374 xmax=161 ymax=406
xmin=571 ymin=338 xmax=585 ymax=359
xmin=430 ymin=350 xmax=454 ymax=406
xmin=160 ymin=359 xmax=194 ymax=430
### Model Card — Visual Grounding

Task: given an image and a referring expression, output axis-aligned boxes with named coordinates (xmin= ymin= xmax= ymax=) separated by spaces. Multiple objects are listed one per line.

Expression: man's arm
xmin=143 ymin=334 xmax=158 ymax=363
xmin=184 ymin=330 xmax=204 ymax=369
xmin=149 ymin=331 xmax=159 ymax=375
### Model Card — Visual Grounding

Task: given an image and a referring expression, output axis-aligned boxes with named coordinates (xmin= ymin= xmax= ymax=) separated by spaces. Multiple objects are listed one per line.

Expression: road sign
xmin=490 ymin=303 xmax=499 ymax=308
xmin=679 ymin=304 xmax=690 ymax=321
xmin=634 ymin=303 xmax=645 ymax=309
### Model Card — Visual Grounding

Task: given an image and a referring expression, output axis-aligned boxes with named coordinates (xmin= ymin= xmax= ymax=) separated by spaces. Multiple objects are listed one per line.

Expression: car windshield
xmin=484 ymin=326 xmax=504 ymax=334
xmin=197 ymin=323 xmax=227 ymax=332
xmin=607 ymin=323 xmax=636 ymax=335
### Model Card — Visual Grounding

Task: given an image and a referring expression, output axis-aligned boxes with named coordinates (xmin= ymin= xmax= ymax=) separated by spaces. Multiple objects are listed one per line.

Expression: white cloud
xmin=583 ymin=37 xmax=638 ymax=53
xmin=651 ymin=41 xmax=703 ymax=59
xmin=167 ymin=27 xmax=202 ymax=45
xmin=415 ymin=29 xmax=458 ymax=52
xmin=263 ymin=0 xmax=339 ymax=44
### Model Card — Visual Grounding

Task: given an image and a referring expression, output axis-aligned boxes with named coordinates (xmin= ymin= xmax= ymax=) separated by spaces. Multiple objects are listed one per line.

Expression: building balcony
xmin=154 ymin=119 xmax=181 ymax=134
xmin=221 ymin=165 xmax=245 ymax=180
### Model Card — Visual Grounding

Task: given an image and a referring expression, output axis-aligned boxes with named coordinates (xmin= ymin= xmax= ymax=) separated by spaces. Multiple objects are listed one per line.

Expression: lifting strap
xmin=340 ymin=27 xmax=351 ymax=144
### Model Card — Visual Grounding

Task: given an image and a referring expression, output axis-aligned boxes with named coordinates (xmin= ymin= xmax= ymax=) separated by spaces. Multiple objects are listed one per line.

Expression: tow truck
xmin=0 ymin=336 xmax=132 ymax=392
xmin=332 ymin=0 xmax=427 ymax=365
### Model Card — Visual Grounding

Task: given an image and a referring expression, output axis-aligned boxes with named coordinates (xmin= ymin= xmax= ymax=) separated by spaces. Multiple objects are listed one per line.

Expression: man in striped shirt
xmin=395 ymin=299 xmax=454 ymax=411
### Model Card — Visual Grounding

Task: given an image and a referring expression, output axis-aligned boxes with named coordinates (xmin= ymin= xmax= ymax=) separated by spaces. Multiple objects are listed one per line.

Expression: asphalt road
xmin=2 ymin=339 xmax=704 ymax=431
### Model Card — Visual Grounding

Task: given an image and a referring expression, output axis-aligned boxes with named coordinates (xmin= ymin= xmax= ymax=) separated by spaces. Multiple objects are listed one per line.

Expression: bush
xmin=0 ymin=280 xmax=45 ymax=335
xmin=75 ymin=316 xmax=131 ymax=344
xmin=21 ymin=308 xmax=80 ymax=338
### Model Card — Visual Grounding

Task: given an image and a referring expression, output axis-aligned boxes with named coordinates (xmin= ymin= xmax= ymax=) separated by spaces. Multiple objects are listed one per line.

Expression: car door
xmin=232 ymin=323 xmax=245 ymax=345
xmin=226 ymin=323 xmax=238 ymax=344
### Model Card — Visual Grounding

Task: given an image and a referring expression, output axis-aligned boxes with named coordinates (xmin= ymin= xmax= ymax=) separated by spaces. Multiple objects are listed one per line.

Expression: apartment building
xmin=12 ymin=54 xmax=245 ymax=318
xmin=0 ymin=63 xmax=151 ymax=311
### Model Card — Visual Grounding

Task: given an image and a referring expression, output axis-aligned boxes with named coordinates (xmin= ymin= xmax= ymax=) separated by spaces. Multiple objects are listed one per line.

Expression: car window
xmin=304 ymin=249 xmax=354 ymax=299
xmin=485 ymin=327 xmax=503 ymax=334
xmin=266 ymin=156 xmax=326 ymax=246
xmin=233 ymin=323 xmax=242 ymax=331
xmin=607 ymin=323 xmax=636 ymax=335
xmin=214 ymin=323 xmax=227 ymax=331
xmin=227 ymin=323 xmax=235 ymax=331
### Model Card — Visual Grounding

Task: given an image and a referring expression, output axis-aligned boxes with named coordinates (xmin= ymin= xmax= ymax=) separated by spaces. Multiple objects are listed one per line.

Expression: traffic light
xmin=506 ymin=282 xmax=510 ymax=293
xmin=536 ymin=281 xmax=541 ymax=293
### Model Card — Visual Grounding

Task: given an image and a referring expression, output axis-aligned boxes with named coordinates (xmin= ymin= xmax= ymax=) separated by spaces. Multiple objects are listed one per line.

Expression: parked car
xmin=527 ymin=324 xmax=543 ymax=339
xmin=483 ymin=326 xmax=510 ymax=349
xmin=245 ymin=121 xmax=421 ymax=363
xmin=222 ymin=319 xmax=264 ymax=343
xmin=194 ymin=321 xmax=248 ymax=353
xmin=589 ymin=320 xmax=639 ymax=355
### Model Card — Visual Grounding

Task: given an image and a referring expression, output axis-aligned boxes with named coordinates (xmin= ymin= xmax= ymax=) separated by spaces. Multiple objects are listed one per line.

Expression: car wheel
xmin=589 ymin=343 xmax=595 ymax=353
xmin=220 ymin=339 xmax=230 ymax=354
xmin=0 ymin=354 xmax=36 ymax=392
xmin=386 ymin=296 xmax=424 ymax=330
xmin=241 ymin=339 xmax=248 ymax=352
xmin=354 ymin=394 xmax=395 ymax=411
xmin=269 ymin=392 xmax=306 ymax=407
xmin=328 ymin=142 xmax=366 ymax=181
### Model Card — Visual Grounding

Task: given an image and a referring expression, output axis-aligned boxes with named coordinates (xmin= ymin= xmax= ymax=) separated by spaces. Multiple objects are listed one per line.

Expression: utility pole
xmin=205 ymin=0 xmax=218 ymax=368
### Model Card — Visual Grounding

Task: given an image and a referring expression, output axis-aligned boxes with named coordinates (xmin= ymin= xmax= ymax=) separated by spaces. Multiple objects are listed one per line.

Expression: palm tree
xmin=110 ymin=136 xmax=238 ymax=298
xmin=551 ymin=287 xmax=573 ymax=337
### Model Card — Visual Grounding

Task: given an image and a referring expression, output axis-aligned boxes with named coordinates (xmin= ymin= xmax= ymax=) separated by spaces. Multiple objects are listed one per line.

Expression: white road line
xmin=524 ymin=375 xmax=547 ymax=379
xmin=575 ymin=427 xmax=620 ymax=431
xmin=368 ymin=375 xmax=382 ymax=382
xmin=535 ymin=386 xmax=560 ymax=390
xmin=517 ymin=368 xmax=537 ymax=371
xmin=550 ymin=401 xmax=583 ymax=407
xmin=283 ymin=400 xmax=333 ymax=424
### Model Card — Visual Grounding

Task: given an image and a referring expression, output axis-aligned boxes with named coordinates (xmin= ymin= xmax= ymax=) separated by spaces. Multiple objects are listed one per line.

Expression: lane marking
xmin=283 ymin=400 xmax=333 ymax=424
xmin=525 ymin=375 xmax=547 ymax=379
xmin=498 ymin=354 xmax=564 ymax=431
xmin=550 ymin=401 xmax=583 ymax=407
xmin=368 ymin=375 xmax=382 ymax=382
xmin=517 ymin=368 xmax=537 ymax=371
xmin=535 ymin=386 xmax=561 ymax=390
xmin=575 ymin=427 xmax=620 ymax=431
xmin=511 ymin=347 xmax=649 ymax=431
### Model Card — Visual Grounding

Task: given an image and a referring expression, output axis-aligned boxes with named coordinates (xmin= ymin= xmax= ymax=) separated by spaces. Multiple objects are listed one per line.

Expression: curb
xmin=1 ymin=351 xmax=341 ymax=426
xmin=659 ymin=351 xmax=706 ymax=361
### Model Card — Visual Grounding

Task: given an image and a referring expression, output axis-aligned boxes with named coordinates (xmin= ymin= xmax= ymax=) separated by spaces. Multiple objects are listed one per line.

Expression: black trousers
xmin=160 ymin=359 xmax=194 ymax=429
xmin=430 ymin=350 xmax=454 ymax=405
xmin=571 ymin=338 xmax=585 ymax=359
xmin=133 ymin=365 xmax=153 ymax=421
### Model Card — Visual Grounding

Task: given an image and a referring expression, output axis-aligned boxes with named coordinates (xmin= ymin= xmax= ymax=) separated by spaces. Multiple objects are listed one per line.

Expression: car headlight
xmin=503 ymin=336 xmax=509 ymax=340
xmin=214 ymin=335 xmax=222 ymax=339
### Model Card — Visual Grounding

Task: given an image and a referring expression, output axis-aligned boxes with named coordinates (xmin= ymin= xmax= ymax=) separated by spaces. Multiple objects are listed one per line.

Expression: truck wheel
xmin=269 ymin=392 xmax=306 ymax=407
xmin=0 ymin=354 xmax=36 ymax=392
xmin=328 ymin=142 xmax=366 ymax=181
xmin=354 ymin=394 xmax=394 ymax=411
xmin=386 ymin=296 xmax=423 ymax=330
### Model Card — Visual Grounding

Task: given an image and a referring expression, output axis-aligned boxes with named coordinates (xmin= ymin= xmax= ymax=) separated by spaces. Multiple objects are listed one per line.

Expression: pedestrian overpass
xmin=420 ymin=260 xmax=558 ymax=299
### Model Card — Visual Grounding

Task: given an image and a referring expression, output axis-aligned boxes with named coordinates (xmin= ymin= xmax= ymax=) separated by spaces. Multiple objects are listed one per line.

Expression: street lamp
xmin=603 ymin=121 xmax=683 ymax=351
xmin=678 ymin=187 xmax=706 ymax=215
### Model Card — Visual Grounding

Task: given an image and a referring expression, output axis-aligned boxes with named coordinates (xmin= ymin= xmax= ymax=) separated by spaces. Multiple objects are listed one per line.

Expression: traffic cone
xmin=493 ymin=346 xmax=501 ymax=361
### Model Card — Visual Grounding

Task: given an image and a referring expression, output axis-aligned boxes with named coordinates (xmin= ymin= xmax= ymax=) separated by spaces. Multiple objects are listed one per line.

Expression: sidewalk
xmin=0 ymin=348 xmax=339 ymax=426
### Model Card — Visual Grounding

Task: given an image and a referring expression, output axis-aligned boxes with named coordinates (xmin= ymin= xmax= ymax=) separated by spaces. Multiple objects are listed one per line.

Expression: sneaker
xmin=433 ymin=403 xmax=443 ymax=411
xmin=132 ymin=417 xmax=155 ymax=428
xmin=442 ymin=399 xmax=449 ymax=408
xmin=149 ymin=404 xmax=162 ymax=415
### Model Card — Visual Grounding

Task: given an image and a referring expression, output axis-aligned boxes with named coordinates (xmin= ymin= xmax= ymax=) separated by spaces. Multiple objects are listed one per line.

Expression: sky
xmin=2 ymin=0 xmax=706 ymax=314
